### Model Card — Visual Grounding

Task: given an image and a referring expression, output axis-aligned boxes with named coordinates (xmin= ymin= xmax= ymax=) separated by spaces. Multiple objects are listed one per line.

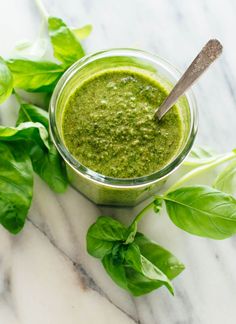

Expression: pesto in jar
xmin=62 ymin=68 xmax=183 ymax=178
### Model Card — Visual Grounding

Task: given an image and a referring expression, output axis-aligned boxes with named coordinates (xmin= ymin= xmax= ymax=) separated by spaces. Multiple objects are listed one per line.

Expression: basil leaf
xmin=87 ymin=215 xmax=184 ymax=295
xmin=102 ymin=242 xmax=174 ymax=296
xmin=125 ymin=221 xmax=137 ymax=244
xmin=184 ymin=145 xmax=220 ymax=166
xmin=0 ymin=142 xmax=33 ymax=234
xmin=134 ymin=232 xmax=185 ymax=279
xmin=48 ymin=17 xmax=85 ymax=66
xmin=16 ymin=103 xmax=67 ymax=193
xmin=214 ymin=160 xmax=236 ymax=196
xmin=0 ymin=57 xmax=13 ymax=104
xmin=7 ymin=59 xmax=64 ymax=92
xmin=102 ymin=243 xmax=174 ymax=296
xmin=16 ymin=103 xmax=49 ymax=128
xmin=111 ymin=243 xmax=126 ymax=265
xmin=124 ymin=243 xmax=142 ymax=270
xmin=29 ymin=142 xmax=67 ymax=193
xmin=72 ymin=24 xmax=92 ymax=40
xmin=125 ymin=266 xmax=170 ymax=297
xmin=87 ymin=236 xmax=114 ymax=259
xmin=87 ymin=216 xmax=128 ymax=241
xmin=0 ymin=122 xmax=49 ymax=149
xmin=102 ymin=254 xmax=128 ymax=290
xmin=125 ymin=244 xmax=174 ymax=296
xmin=165 ymin=185 xmax=236 ymax=239
xmin=86 ymin=216 xmax=128 ymax=258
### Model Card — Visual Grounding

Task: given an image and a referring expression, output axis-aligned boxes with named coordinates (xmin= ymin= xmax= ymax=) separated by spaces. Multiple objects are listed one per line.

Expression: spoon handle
xmin=155 ymin=39 xmax=223 ymax=120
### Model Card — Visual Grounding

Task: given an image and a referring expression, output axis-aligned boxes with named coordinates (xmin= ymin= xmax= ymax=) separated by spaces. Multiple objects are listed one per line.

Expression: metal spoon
xmin=155 ymin=39 xmax=223 ymax=120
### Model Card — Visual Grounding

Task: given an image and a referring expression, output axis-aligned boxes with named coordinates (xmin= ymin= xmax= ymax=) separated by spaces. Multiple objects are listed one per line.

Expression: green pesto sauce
xmin=62 ymin=68 xmax=183 ymax=178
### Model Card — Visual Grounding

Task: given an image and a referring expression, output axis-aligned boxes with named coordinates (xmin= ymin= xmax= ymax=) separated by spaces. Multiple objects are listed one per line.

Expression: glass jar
xmin=49 ymin=48 xmax=198 ymax=206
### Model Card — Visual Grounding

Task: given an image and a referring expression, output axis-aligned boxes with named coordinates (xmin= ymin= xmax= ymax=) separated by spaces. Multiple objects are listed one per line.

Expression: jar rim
xmin=49 ymin=48 xmax=198 ymax=188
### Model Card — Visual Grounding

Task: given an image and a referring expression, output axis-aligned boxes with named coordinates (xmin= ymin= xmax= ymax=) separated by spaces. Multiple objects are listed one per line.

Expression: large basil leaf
xmin=16 ymin=103 xmax=67 ymax=193
xmin=48 ymin=17 xmax=85 ymax=66
xmin=213 ymin=160 xmax=236 ymax=196
xmin=0 ymin=142 xmax=33 ymax=234
xmin=7 ymin=59 xmax=64 ymax=92
xmin=165 ymin=185 xmax=236 ymax=239
xmin=0 ymin=57 xmax=13 ymax=104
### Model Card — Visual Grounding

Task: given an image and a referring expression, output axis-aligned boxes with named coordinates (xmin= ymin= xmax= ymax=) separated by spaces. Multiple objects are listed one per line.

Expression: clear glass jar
xmin=49 ymin=48 xmax=198 ymax=206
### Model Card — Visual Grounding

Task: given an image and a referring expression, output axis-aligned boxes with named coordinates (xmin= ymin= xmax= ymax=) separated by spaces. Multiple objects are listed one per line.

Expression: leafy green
xmin=134 ymin=233 xmax=185 ymax=280
xmin=0 ymin=57 xmax=13 ymax=104
xmin=86 ymin=216 xmax=128 ymax=258
xmin=87 ymin=216 xmax=128 ymax=242
xmin=184 ymin=145 xmax=220 ymax=166
xmin=16 ymin=103 xmax=67 ymax=193
xmin=87 ymin=216 xmax=183 ymax=296
xmin=0 ymin=103 xmax=67 ymax=193
xmin=16 ymin=103 xmax=49 ymax=128
xmin=125 ymin=221 xmax=138 ymax=244
xmin=72 ymin=24 xmax=92 ymax=40
xmin=124 ymin=243 xmax=174 ymax=296
xmin=165 ymin=185 xmax=236 ymax=239
xmin=48 ymin=16 xmax=85 ymax=66
xmin=7 ymin=59 xmax=64 ymax=92
xmin=0 ymin=142 xmax=33 ymax=234
xmin=102 ymin=253 xmax=128 ymax=290
xmin=29 ymin=141 xmax=67 ymax=193
xmin=102 ymin=245 xmax=174 ymax=296
xmin=214 ymin=160 xmax=236 ymax=196
xmin=0 ymin=122 xmax=49 ymax=149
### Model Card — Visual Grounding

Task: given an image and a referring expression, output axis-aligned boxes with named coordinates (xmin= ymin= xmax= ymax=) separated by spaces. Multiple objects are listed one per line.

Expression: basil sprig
xmin=87 ymin=148 xmax=236 ymax=296
xmin=87 ymin=216 xmax=184 ymax=296
xmin=0 ymin=104 xmax=68 ymax=233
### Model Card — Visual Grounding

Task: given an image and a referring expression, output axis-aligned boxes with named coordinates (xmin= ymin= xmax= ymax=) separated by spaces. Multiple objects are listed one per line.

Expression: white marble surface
xmin=0 ymin=0 xmax=236 ymax=323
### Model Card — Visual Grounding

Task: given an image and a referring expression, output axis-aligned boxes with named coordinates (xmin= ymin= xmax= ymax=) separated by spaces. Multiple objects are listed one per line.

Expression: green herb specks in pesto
xmin=62 ymin=68 xmax=184 ymax=178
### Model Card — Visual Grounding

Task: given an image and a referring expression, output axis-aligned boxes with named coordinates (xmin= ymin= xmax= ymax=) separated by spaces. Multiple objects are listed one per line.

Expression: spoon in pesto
xmin=155 ymin=39 xmax=223 ymax=120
